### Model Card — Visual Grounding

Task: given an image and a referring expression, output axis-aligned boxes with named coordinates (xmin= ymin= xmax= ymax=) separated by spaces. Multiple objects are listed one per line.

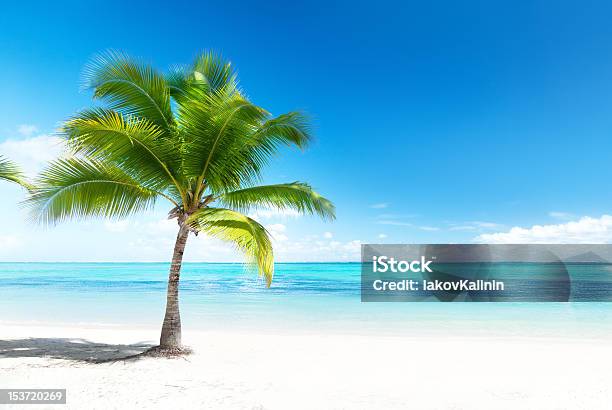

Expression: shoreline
xmin=3 ymin=321 xmax=612 ymax=349
xmin=3 ymin=311 xmax=612 ymax=340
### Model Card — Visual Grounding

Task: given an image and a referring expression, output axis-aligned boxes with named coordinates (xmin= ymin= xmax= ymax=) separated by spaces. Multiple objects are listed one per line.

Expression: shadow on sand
xmin=0 ymin=338 xmax=155 ymax=363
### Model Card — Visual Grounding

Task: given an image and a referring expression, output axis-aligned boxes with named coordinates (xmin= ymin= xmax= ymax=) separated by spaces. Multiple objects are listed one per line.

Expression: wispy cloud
xmin=124 ymin=217 xmax=361 ymax=262
xmin=369 ymin=203 xmax=389 ymax=209
xmin=447 ymin=221 xmax=502 ymax=232
xmin=248 ymin=208 xmax=301 ymax=220
xmin=104 ymin=220 xmax=130 ymax=233
xmin=375 ymin=212 xmax=418 ymax=227
xmin=0 ymin=234 xmax=23 ymax=254
xmin=549 ymin=211 xmax=574 ymax=220
xmin=449 ymin=225 xmax=477 ymax=231
xmin=17 ymin=124 xmax=38 ymax=137
xmin=376 ymin=213 xmax=418 ymax=219
xmin=266 ymin=223 xmax=288 ymax=242
xmin=472 ymin=221 xmax=502 ymax=229
xmin=0 ymin=133 xmax=65 ymax=175
xmin=419 ymin=226 xmax=440 ymax=231
xmin=475 ymin=215 xmax=612 ymax=244
xmin=378 ymin=220 xmax=413 ymax=227
xmin=378 ymin=233 xmax=387 ymax=239
xmin=270 ymin=232 xmax=362 ymax=261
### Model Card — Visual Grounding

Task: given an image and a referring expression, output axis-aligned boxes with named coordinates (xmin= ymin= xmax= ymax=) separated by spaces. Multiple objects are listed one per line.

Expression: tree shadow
xmin=0 ymin=338 xmax=156 ymax=363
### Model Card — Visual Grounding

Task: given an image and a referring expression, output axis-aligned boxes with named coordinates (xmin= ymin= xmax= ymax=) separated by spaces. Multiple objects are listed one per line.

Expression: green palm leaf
xmin=27 ymin=158 xmax=163 ymax=224
xmin=192 ymin=51 xmax=238 ymax=94
xmin=178 ymin=99 xmax=313 ymax=195
xmin=178 ymin=92 xmax=269 ymax=192
xmin=219 ymin=182 xmax=336 ymax=220
xmin=252 ymin=111 xmax=312 ymax=149
xmin=0 ymin=156 xmax=30 ymax=188
xmin=186 ymin=207 xmax=274 ymax=286
xmin=63 ymin=108 xmax=183 ymax=195
xmin=167 ymin=52 xmax=238 ymax=98
xmin=204 ymin=111 xmax=313 ymax=194
xmin=83 ymin=50 xmax=174 ymax=132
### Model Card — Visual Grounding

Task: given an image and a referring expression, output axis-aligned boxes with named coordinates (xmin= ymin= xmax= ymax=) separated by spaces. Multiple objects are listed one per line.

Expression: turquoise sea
xmin=1 ymin=262 xmax=612 ymax=337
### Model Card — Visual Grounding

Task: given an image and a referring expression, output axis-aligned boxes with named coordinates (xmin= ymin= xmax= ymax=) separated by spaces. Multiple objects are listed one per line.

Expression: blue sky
xmin=2 ymin=0 xmax=612 ymax=261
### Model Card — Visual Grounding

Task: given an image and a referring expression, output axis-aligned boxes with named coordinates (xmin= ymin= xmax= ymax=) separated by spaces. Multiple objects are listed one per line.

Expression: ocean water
xmin=1 ymin=262 xmax=612 ymax=337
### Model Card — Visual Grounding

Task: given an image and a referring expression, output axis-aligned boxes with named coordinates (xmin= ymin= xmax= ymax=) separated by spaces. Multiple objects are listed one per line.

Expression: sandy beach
xmin=1 ymin=322 xmax=611 ymax=409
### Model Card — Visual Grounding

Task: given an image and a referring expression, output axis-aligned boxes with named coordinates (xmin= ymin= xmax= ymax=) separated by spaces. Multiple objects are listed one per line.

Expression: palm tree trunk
xmin=160 ymin=224 xmax=189 ymax=349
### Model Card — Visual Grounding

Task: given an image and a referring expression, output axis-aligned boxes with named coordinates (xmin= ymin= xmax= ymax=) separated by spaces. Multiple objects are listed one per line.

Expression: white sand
xmin=1 ymin=322 xmax=611 ymax=409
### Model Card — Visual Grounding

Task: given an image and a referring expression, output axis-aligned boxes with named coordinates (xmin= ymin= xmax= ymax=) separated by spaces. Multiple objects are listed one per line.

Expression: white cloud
xmin=375 ymin=213 xmax=418 ymax=227
xmin=100 ymin=209 xmax=348 ymax=262
xmin=104 ymin=220 xmax=130 ymax=233
xmin=125 ymin=217 xmax=241 ymax=262
xmin=475 ymin=215 xmax=612 ymax=244
xmin=0 ymin=134 xmax=65 ymax=175
xmin=377 ymin=213 xmax=418 ymax=219
xmin=419 ymin=226 xmax=440 ymax=231
xmin=472 ymin=221 xmax=502 ymax=229
xmin=344 ymin=240 xmax=362 ymax=250
xmin=145 ymin=218 xmax=178 ymax=236
xmin=448 ymin=221 xmax=502 ymax=231
xmin=266 ymin=225 xmax=362 ymax=261
xmin=449 ymin=225 xmax=477 ymax=231
xmin=125 ymin=218 xmax=179 ymax=254
xmin=370 ymin=203 xmax=389 ymax=209
xmin=17 ymin=124 xmax=38 ymax=137
xmin=378 ymin=220 xmax=412 ymax=226
xmin=272 ymin=236 xmax=362 ymax=261
xmin=266 ymin=223 xmax=288 ymax=242
xmin=378 ymin=233 xmax=387 ymax=239
xmin=248 ymin=208 xmax=301 ymax=220
xmin=0 ymin=234 xmax=23 ymax=254
xmin=549 ymin=211 xmax=574 ymax=220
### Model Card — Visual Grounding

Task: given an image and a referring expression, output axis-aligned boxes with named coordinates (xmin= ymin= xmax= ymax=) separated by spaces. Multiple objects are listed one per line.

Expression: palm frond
xmin=63 ymin=108 xmax=183 ymax=195
xmin=198 ymin=111 xmax=312 ymax=194
xmin=202 ymin=111 xmax=314 ymax=194
xmin=25 ymin=158 xmax=163 ymax=224
xmin=219 ymin=182 xmax=335 ymax=220
xmin=166 ymin=51 xmax=237 ymax=105
xmin=186 ymin=207 xmax=274 ymax=286
xmin=0 ymin=156 xmax=30 ymax=188
xmin=177 ymin=92 xmax=269 ymax=191
xmin=192 ymin=51 xmax=238 ymax=94
xmin=252 ymin=111 xmax=312 ymax=149
xmin=166 ymin=64 xmax=192 ymax=103
xmin=83 ymin=50 xmax=174 ymax=132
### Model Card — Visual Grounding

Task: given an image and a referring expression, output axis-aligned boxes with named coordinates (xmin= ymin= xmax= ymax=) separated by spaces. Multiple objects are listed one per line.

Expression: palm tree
xmin=0 ymin=156 xmax=30 ymax=188
xmin=26 ymin=51 xmax=335 ymax=352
